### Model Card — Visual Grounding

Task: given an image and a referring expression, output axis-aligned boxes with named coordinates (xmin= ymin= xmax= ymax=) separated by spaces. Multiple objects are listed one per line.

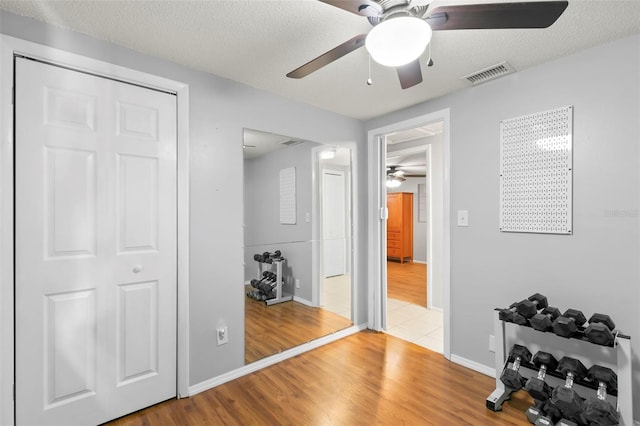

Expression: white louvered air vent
xmin=281 ymin=139 xmax=303 ymax=146
xmin=463 ymin=62 xmax=515 ymax=86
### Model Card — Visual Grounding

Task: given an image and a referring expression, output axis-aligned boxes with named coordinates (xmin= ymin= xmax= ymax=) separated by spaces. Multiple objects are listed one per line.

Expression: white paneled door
xmin=15 ymin=58 xmax=177 ymax=426
xmin=322 ymin=170 xmax=346 ymax=278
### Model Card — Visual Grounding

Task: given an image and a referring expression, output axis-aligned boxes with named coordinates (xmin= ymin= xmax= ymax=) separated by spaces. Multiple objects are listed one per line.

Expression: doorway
xmin=366 ymin=109 xmax=451 ymax=359
xmin=384 ymin=126 xmax=444 ymax=353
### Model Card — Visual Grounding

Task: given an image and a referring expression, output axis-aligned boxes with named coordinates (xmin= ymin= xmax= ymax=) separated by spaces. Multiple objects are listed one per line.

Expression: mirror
xmin=243 ymin=129 xmax=353 ymax=365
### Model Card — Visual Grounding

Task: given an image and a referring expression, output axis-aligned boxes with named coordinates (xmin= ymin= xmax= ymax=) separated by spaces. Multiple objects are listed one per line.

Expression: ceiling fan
xmin=287 ymin=0 xmax=569 ymax=89
xmin=386 ymin=165 xmax=407 ymax=188
xmin=387 ymin=165 xmax=407 ymax=179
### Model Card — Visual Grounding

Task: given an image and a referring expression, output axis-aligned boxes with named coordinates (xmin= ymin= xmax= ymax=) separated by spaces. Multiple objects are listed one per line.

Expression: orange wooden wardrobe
xmin=386 ymin=192 xmax=413 ymax=263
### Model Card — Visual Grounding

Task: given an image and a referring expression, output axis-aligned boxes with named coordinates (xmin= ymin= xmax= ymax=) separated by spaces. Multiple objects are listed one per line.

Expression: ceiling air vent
xmin=462 ymin=62 xmax=515 ymax=86
xmin=281 ymin=139 xmax=303 ymax=146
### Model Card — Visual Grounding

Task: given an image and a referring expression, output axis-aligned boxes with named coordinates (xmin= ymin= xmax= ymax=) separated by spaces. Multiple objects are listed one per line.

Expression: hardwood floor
xmin=245 ymin=288 xmax=352 ymax=364
xmin=387 ymin=261 xmax=427 ymax=307
xmin=107 ymin=331 xmax=531 ymax=425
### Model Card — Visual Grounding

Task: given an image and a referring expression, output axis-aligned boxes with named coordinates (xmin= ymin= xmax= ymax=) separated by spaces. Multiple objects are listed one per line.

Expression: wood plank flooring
xmin=245 ymin=288 xmax=352 ymax=364
xmin=107 ymin=331 xmax=531 ymax=425
xmin=387 ymin=261 xmax=427 ymax=307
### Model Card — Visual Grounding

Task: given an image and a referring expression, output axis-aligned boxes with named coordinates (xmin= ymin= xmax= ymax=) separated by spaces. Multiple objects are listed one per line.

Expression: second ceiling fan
xmin=287 ymin=0 xmax=569 ymax=89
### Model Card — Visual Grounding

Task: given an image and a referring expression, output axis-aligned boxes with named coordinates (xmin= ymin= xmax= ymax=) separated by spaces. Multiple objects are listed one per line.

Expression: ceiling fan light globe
xmin=386 ymin=177 xmax=402 ymax=188
xmin=366 ymin=16 xmax=432 ymax=67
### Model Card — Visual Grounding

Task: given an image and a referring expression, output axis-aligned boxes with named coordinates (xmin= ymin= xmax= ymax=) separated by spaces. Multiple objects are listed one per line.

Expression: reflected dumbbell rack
xmin=254 ymin=254 xmax=293 ymax=306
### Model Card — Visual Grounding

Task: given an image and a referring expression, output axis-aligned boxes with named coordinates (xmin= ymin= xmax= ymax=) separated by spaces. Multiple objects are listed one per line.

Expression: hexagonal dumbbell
xmin=525 ymin=400 xmax=546 ymax=424
xmin=530 ymin=306 xmax=561 ymax=332
xmin=515 ymin=293 xmax=549 ymax=319
xmin=499 ymin=302 xmax=528 ymax=325
xmin=534 ymin=400 xmax=562 ymax=425
xmin=500 ymin=344 xmax=532 ymax=391
xmin=552 ymin=309 xmax=587 ymax=338
xmin=525 ymin=351 xmax=559 ymax=403
xmin=585 ymin=313 xmax=617 ymax=346
xmin=551 ymin=357 xmax=587 ymax=423
xmin=583 ymin=365 xmax=619 ymax=425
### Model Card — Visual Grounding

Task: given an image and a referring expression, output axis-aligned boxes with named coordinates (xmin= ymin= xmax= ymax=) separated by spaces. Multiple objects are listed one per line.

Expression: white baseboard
xmin=413 ymin=260 xmax=427 ymax=264
xmin=293 ymin=296 xmax=314 ymax=307
xmin=188 ymin=323 xmax=368 ymax=397
xmin=450 ymin=354 xmax=496 ymax=378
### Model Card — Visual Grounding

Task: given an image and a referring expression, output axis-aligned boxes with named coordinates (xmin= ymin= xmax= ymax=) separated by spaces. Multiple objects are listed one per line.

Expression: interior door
xmin=15 ymin=57 xmax=177 ymax=426
xmin=322 ymin=170 xmax=346 ymax=278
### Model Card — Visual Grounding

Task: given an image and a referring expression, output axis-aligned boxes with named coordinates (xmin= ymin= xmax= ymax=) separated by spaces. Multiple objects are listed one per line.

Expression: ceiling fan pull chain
xmin=367 ymin=54 xmax=373 ymax=86
xmin=427 ymin=38 xmax=434 ymax=67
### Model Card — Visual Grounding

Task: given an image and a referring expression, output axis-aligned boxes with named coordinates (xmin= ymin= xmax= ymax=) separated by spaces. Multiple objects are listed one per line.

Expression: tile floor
xmin=319 ymin=277 xmax=443 ymax=353
xmin=321 ymin=274 xmax=352 ymax=320
xmin=386 ymin=297 xmax=444 ymax=354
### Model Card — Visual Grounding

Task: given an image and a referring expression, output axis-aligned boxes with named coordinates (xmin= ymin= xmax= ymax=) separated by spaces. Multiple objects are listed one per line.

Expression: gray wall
xmin=0 ymin=11 xmax=367 ymax=387
xmin=367 ymin=34 xmax=640 ymax=418
xmin=243 ymin=141 xmax=318 ymax=301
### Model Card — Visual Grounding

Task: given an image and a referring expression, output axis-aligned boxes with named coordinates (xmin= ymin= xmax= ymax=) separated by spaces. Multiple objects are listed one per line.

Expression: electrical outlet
xmin=295 ymin=279 xmax=300 ymax=289
xmin=217 ymin=325 xmax=228 ymax=346
xmin=489 ymin=334 xmax=495 ymax=352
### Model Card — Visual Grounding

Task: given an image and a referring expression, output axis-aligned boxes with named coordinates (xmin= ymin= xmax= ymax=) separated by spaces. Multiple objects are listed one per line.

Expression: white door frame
xmin=311 ymin=143 xmax=358 ymax=320
xmin=0 ymin=35 xmax=190 ymax=425
xmin=367 ymin=109 xmax=451 ymax=360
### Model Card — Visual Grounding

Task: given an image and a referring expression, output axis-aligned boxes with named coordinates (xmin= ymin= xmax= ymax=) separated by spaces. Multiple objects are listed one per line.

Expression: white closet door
xmin=15 ymin=57 xmax=177 ymax=426
xmin=322 ymin=170 xmax=346 ymax=278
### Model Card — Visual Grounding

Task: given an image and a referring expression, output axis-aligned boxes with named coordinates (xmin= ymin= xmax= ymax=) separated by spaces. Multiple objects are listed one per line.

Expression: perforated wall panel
xmin=500 ymin=106 xmax=573 ymax=234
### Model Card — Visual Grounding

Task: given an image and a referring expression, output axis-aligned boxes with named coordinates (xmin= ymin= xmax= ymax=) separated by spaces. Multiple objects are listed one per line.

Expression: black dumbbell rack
xmin=486 ymin=309 xmax=633 ymax=425
xmin=255 ymin=257 xmax=292 ymax=306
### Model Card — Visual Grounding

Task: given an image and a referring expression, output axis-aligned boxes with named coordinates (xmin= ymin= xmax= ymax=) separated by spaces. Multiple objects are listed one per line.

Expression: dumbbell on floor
xmin=552 ymin=309 xmax=587 ymax=338
xmin=533 ymin=400 xmax=562 ymax=425
xmin=583 ymin=365 xmax=619 ymax=425
xmin=500 ymin=344 xmax=532 ymax=391
xmin=516 ymin=293 xmax=549 ymax=320
xmin=530 ymin=307 xmax=561 ymax=332
xmin=551 ymin=357 xmax=587 ymax=424
xmin=585 ymin=313 xmax=617 ymax=346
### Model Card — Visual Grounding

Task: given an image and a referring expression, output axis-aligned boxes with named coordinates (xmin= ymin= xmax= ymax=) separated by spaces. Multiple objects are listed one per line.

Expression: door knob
xmin=133 ymin=265 xmax=143 ymax=273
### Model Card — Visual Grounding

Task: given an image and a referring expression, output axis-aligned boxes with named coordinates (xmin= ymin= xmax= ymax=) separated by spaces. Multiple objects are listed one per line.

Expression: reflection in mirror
xmin=243 ymin=129 xmax=353 ymax=365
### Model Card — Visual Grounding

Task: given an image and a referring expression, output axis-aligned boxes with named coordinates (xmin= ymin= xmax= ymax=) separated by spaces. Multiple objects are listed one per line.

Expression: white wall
xmin=367 ymin=34 xmax=640 ymax=419
xmin=0 ymin=11 xmax=367 ymax=389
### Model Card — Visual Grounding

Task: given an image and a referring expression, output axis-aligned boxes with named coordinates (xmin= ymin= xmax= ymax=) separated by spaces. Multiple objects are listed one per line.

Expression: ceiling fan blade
xmin=287 ymin=34 xmax=367 ymax=79
xmin=396 ymin=59 xmax=423 ymax=89
xmin=427 ymin=1 xmax=568 ymax=31
xmin=319 ymin=0 xmax=383 ymax=17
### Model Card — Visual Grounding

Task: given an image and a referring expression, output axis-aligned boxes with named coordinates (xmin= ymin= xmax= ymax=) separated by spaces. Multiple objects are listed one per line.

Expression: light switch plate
xmin=457 ymin=210 xmax=469 ymax=227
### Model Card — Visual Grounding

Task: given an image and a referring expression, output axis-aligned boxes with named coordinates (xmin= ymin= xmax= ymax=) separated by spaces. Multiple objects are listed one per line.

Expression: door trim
xmin=366 ymin=109 xmax=451 ymax=360
xmin=0 ymin=35 xmax=190 ymax=425
xmin=311 ymin=143 xmax=358 ymax=319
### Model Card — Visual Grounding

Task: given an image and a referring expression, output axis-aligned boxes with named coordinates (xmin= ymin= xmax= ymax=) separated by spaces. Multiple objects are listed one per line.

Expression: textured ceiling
xmin=2 ymin=0 xmax=639 ymax=120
